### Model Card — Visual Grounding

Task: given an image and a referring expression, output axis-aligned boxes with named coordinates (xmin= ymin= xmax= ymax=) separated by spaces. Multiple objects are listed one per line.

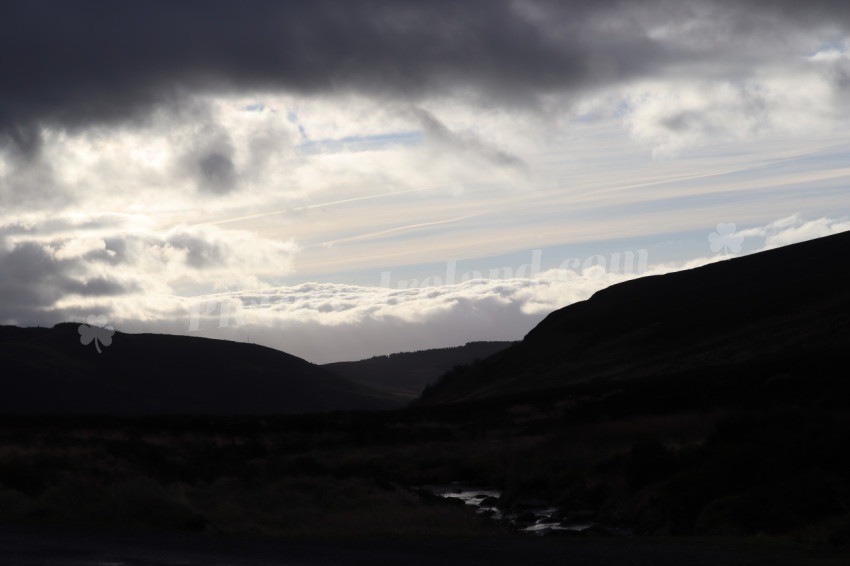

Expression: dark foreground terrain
xmin=0 ymin=393 xmax=848 ymax=556
xmin=1 ymin=233 xmax=849 ymax=562
xmin=1 ymin=525 xmax=846 ymax=566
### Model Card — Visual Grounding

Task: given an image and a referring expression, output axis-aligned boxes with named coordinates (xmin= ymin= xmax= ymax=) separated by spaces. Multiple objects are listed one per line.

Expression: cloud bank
xmin=49 ymin=214 xmax=843 ymax=364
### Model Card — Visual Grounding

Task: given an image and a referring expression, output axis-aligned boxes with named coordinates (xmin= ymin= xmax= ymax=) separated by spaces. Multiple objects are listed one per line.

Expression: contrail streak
xmin=210 ymin=187 xmax=431 ymax=226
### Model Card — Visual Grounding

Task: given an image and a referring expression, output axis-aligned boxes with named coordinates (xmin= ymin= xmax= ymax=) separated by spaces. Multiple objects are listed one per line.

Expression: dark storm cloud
xmin=172 ymin=119 xmax=241 ymax=194
xmin=166 ymin=232 xmax=227 ymax=269
xmin=198 ymin=153 xmax=236 ymax=193
xmin=4 ymin=0 xmax=848 ymax=155
xmin=412 ymin=107 xmax=527 ymax=169
xmin=0 ymin=240 xmax=131 ymax=318
xmin=69 ymin=277 xmax=131 ymax=297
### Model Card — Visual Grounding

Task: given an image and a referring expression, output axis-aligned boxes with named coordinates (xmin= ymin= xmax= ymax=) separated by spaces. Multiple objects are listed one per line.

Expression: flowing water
xmin=414 ymin=482 xmax=600 ymax=535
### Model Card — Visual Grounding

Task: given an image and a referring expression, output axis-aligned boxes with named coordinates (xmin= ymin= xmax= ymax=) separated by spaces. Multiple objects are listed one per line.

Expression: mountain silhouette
xmin=323 ymin=341 xmax=513 ymax=400
xmin=0 ymin=325 xmax=400 ymax=415
xmin=419 ymin=231 xmax=850 ymax=404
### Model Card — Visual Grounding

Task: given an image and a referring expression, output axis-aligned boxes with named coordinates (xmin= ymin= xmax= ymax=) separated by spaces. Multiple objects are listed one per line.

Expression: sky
xmin=1 ymin=0 xmax=849 ymax=363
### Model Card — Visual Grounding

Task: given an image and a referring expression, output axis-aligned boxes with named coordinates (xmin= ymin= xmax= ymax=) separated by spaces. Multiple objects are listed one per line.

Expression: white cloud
xmin=618 ymin=55 xmax=850 ymax=157
xmin=139 ymin=214 xmax=846 ymax=363
xmin=734 ymin=214 xmax=850 ymax=248
xmin=0 ymin=217 xmax=298 ymax=326
xmin=763 ymin=217 xmax=850 ymax=248
xmin=3 ymin=212 xmax=847 ymax=362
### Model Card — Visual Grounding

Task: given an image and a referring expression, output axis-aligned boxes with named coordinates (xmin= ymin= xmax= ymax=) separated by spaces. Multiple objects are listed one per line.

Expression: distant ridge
xmin=419 ymin=231 xmax=850 ymax=404
xmin=0 ymin=324 xmax=401 ymax=415
xmin=323 ymin=341 xmax=514 ymax=399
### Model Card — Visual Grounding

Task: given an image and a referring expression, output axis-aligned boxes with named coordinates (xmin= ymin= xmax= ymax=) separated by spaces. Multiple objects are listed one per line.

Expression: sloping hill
xmin=323 ymin=341 xmax=513 ymax=399
xmin=419 ymin=231 xmax=850 ymax=404
xmin=0 ymin=324 xmax=401 ymax=415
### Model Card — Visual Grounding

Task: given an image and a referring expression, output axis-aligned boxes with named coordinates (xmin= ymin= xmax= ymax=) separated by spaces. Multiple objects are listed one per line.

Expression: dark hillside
xmin=0 ymin=324 xmax=400 ymax=415
xmin=420 ymin=231 xmax=850 ymax=404
xmin=324 ymin=341 xmax=513 ymax=400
